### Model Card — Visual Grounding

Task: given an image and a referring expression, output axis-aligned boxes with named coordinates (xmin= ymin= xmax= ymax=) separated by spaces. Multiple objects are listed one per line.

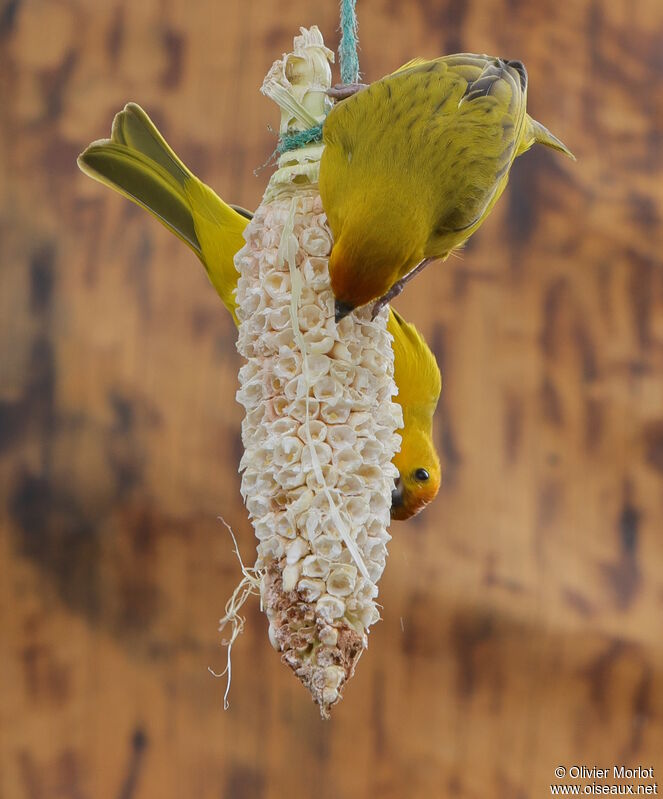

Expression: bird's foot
xmin=326 ymin=83 xmax=368 ymax=101
xmin=370 ymin=257 xmax=437 ymax=320
xmin=371 ymin=284 xmax=404 ymax=320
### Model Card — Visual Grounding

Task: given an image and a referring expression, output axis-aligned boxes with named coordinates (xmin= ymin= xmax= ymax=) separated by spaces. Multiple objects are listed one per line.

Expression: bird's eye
xmin=414 ymin=468 xmax=429 ymax=482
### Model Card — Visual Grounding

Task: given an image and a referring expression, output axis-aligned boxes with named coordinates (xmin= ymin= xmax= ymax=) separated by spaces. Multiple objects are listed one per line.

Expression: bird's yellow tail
xmin=519 ymin=114 xmax=576 ymax=160
xmin=77 ymin=103 xmax=248 ymax=322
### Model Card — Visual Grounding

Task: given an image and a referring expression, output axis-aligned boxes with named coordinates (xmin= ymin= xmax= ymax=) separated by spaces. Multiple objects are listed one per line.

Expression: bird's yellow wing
xmin=423 ymin=56 xmax=528 ymax=239
xmin=322 ymin=54 xmax=528 ymax=265
xmin=391 ymin=57 xmax=429 ymax=74
xmin=78 ymin=103 xmax=247 ymax=323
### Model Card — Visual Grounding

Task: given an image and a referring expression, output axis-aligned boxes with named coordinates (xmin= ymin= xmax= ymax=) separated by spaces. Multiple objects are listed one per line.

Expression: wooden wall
xmin=1 ymin=0 xmax=662 ymax=797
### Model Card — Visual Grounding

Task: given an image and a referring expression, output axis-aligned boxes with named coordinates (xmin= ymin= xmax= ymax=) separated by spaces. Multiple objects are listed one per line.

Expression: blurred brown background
xmin=1 ymin=0 xmax=663 ymax=797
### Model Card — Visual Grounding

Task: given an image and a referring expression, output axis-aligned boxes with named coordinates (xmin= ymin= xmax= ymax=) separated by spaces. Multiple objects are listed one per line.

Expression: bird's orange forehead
xmin=392 ymin=477 xmax=440 ymax=521
xmin=328 ymin=247 xmax=355 ymax=304
xmin=328 ymin=239 xmax=399 ymax=310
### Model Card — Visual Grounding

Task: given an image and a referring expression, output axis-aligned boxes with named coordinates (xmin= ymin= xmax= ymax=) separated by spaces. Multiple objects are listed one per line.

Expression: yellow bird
xmin=389 ymin=309 xmax=441 ymax=520
xmin=320 ymin=53 xmax=575 ymax=320
xmin=78 ymin=104 xmax=442 ymax=520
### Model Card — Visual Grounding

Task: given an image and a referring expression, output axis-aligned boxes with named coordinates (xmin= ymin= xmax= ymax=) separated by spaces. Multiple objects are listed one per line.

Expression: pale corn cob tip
xmin=232 ymin=28 xmax=402 ymax=717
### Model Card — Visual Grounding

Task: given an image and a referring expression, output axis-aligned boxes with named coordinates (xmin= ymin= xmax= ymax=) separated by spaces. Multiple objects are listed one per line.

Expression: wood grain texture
xmin=1 ymin=0 xmax=663 ymax=797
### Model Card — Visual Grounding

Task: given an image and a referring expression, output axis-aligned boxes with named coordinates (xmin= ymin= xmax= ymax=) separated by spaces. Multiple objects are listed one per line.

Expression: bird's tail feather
xmin=78 ymin=104 xmax=204 ymax=255
xmin=110 ymin=103 xmax=193 ymax=187
xmin=78 ymin=138 xmax=204 ymax=256
xmin=525 ymin=115 xmax=575 ymax=160
xmin=78 ymin=103 xmax=248 ymax=322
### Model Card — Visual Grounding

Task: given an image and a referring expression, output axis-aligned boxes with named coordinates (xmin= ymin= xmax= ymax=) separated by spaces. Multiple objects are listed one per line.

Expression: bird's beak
xmin=334 ymin=300 xmax=354 ymax=323
xmin=391 ymin=477 xmax=404 ymax=511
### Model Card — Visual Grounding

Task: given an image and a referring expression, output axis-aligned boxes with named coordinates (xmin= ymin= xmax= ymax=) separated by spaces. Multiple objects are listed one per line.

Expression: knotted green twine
xmin=339 ymin=0 xmax=360 ymax=85
xmin=277 ymin=124 xmax=324 ymax=154
xmin=277 ymin=0 xmax=359 ymax=154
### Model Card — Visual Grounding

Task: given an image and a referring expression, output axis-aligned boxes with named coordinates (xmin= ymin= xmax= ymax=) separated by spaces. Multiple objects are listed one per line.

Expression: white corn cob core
xmin=234 ymin=27 xmax=402 ymax=717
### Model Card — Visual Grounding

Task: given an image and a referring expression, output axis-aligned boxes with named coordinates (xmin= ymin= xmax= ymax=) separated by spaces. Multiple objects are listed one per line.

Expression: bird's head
xmin=387 ymin=308 xmax=442 ymax=520
xmin=329 ymin=225 xmax=418 ymax=321
xmin=390 ymin=427 xmax=441 ymax=520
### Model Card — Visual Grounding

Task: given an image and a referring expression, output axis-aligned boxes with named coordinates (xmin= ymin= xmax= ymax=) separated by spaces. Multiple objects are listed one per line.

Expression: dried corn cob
xmin=233 ymin=27 xmax=402 ymax=717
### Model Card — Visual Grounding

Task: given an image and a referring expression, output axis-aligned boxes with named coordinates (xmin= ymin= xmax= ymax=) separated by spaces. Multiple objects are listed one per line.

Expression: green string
xmin=276 ymin=1 xmax=359 ymax=154
xmin=277 ymin=124 xmax=324 ymax=154
xmin=339 ymin=0 xmax=360 ymax=85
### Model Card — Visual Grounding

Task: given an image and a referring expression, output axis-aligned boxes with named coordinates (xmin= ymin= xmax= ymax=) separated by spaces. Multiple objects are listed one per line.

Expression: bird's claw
xmin=370 ymin=258 xmax=437 ymax=319
xmin=371 ymin=284 xmax=404 ymax=320
xmin=370 ymin=301 xmax=385 ymax=320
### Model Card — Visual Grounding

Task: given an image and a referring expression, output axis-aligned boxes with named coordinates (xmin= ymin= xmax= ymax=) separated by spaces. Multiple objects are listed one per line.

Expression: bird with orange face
xmin=320 ymin=53 xmax=574 ymax=320
xmin=78 ymin=103 xmax=442 ymax=520
xmin=389 ymin=309 xmax=441 ymax=519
